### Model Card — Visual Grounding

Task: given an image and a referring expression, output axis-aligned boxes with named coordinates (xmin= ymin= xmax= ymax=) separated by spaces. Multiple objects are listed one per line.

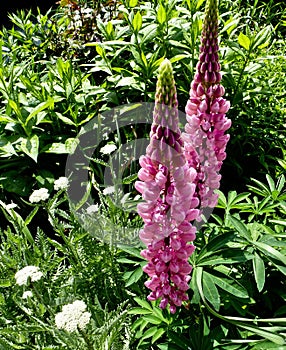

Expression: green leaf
xmin=152 ymin=328 xmax=165 ymax=344
xmin=238 ymin=32 xmax=251 ymax=51
xmin=129 ymin=0 xmax=138 ymax=6
xmin=143 ymin=314 xmax=163 ymax=325
xmin=169 ymin=54 xmax=190 ymax=63
xmin=117 ymin=257 xmax=139 ymax=264
xmin=140 ymin=326 xmax=159 ymax=341
xmin=211 ymin=275 xmax=249 ymax=298
xmin=8 ymin=99 xmax=22 ymax=119
xmin=196 ymin=0 xmax=206 ymax=9
xmin=55 ymin=112 xmax=75 ymax=126
xmin=122 ymin=173 xmax=138 ymax=184
xmin=124 ymin=267 xmax=143 ymax=287
xmin=128 ymin=308 xmax=152 ymax=315
xmin=252 ymin=25 xmax=272 ymax=50
xmin=20 ymin=135 xmax=39 ymax=162
xmin=95 ymin=44 xmax=104 ymax=57
xmin=157 ymin=4 xmax=167 ymax=25
xmin=134 ymin=297 xmax=153 ymax=311
xmin=254 ymin=241 xmax=286 ymax=266
xmin=236 ymin=323 xmax=285 ymax=345
xmin=132 ymin=11 xmax=142 ymax=32
xmin=203 ymin=271 xmax=220 ymax=311
xmin=253 ymin=252 xmax=265 ymax=292
xmin=117 ymin=244 xmax=143 ymax=259
xmin=228 ymin=215 xmax=252 ymax=241
xmin=24 ymin=206 xmax=39 ymax=226
xmin=106 ymin=21 xmax=114 ymax=36
xmin=25 ymin=99 xmax=54 ymax=125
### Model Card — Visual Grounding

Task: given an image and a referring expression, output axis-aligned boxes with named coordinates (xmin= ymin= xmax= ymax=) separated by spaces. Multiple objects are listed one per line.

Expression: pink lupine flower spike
xmin=183 ymin=0 xmax=231 ymax=210
xmin=135 ymin=59 xmax=199 ymax=313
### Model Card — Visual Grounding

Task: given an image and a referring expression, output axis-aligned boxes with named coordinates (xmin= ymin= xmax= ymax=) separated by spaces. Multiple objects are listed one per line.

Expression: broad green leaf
xmin=253 ymin=252 xmax=265 ymax=292
xmin=238 ymin=32 xmax=251 ymax=51
xmin=266 ymin=174 xmax=276 ymax=192
xmin=169 ymin=54 xmax=190 ymax=63
xmin=95 ymin=44 xmax=104 ymax=57
xmin=117 ymin=244 xmax=142 ymax=259
xmin=157 ymin=4 xmax=167 ymax=25
xmin=124 ymin=266 xmax=143 ymax=286
xmin=55 ymin=112 xmax=75 ymax=126
xmin=140 ymin=326 xmax=159 ymax=341
xmin=20 ymin=135 xmax=39 ymax=162
xmin=106 ymin=21 xmax=113 ymax=36
xmin=8 ymin=99 xmax=22 ymax=119
xmin=152 ymin=328 xmax=165 ymax=344
xmin=211 ymin=275 xmax=249 ymax=298
xmin=198 ymin=251 xmax=252 ymax=266
xmin=132 ymin=11 xmax=142 ymax=32
xmin=198 ymin=232 xmax=236 ymax=259
xmin=228 ymin=215 xmax=252 ymax=241
xmin=128 ymin=308 xmax=152 ymax=315
xmin=216 ymin=190 xmax=227 ymax=208
xmin=203 ymin=271 xmax=220 ymax=311
xmin=252 ymin=25 xmax=272 ymax=50
xmin=25 ymin=99 xmax=54 ymax=125
xmin=134 ymin=297 xmax=153 ymax=311
xmin=143 ymin=314 xmax=163 ymax=325
xmin=229 ymin=192 xmax=251 ymax=207
xmin=254 ymin=241 xmax=286 ymax=265
xmin=236 ymin=323 xmax=285 ymax=345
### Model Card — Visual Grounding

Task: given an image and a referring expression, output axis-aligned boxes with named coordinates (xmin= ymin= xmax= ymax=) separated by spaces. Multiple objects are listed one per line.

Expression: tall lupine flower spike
xmin=183 ymin=0 xmax=231 ymax=210
xmin=135 ymin=59 xmax=199 ymax=314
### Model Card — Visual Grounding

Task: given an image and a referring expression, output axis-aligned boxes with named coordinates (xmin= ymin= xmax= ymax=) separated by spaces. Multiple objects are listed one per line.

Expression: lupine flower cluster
xmin=135 ymin=59 xmax=200 ymax=314
xmin=183 ymin=0 xmax=231 ymax=210
xmin=136 ymin=0 xmax=231 ymax=313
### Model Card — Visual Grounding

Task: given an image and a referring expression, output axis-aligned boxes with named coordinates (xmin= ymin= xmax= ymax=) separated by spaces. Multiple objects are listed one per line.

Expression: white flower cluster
xmin=55 ymin=300 xmax=91 ymax=332
xmin=22 ymin=291 xmax=33 ymax=299
xmin=100 ymin=143 xmax=117 ymax=155
xmin=29 ymin=188 xmax=49 ymax=203
xmin=103 ymin=186 xmax=115 ymax=195
xmin=54 ymin=177 xmax=69 ymax=191
xmin=86 ymin=204 xmax=99 ymax=214
xmin=15 ymin=266 xmax=43 ymax=286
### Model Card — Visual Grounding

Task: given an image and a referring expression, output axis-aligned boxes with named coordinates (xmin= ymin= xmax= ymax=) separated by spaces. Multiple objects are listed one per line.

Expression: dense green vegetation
xmin=0 ymin=0 xmax=285 ymax=348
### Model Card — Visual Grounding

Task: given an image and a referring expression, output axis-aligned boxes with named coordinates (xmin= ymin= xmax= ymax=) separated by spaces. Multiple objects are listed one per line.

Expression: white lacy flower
xmin=103 ymin=186 xmax=115 ymax=195
xmin=100 ymin=144 xmax=117 ymax=155
xmin=15 ymin=266 xmax=43 ymax=286
xmin=86 ymin=204 xmax=99 ymax=214
xmin=29 ymin=188 xmax=49 ymax=203
xmin=55 ymin=300 xmax=91 ymax=332
xmin=54 ymin=177 xmax=69 ymax=191
xmin=22 ymin=291 xmax=33 ymax=299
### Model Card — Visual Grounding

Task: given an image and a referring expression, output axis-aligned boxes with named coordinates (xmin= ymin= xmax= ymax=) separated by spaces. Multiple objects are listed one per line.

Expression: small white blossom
xmin=55 ymin=300 xmax=91 ymax=332
xmin=29 ymin=188 xmax=49 ymax=203
xmin=0 ymin=201 xmax=18 ymax=211
xmin=86 ymin=204 xmax=99 ymax=214
xmin=22 ymin=291 xmax=33 ymax=299
xmin=100 ymin=144 xmax=117 ymax=155
xmin=54 ymin=177 xmax=69 ymax=191
xmin=15 ymin=266 xmax=43 ymax=286
xmin=103 ymin=186 xmax=115 ymax=195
